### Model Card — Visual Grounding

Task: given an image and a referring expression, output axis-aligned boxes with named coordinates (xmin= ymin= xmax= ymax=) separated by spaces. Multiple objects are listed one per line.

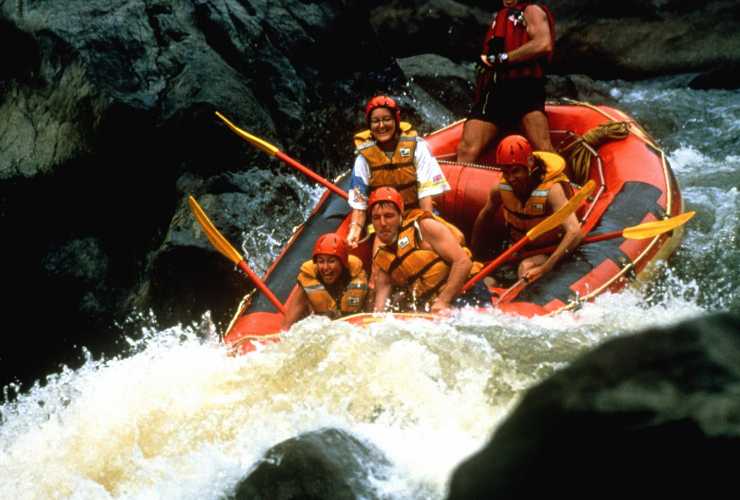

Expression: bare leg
xmin=520 ymin=110 xmax=554 ymax=152
xmin=456 ymin=119 xmax=500 ymax=163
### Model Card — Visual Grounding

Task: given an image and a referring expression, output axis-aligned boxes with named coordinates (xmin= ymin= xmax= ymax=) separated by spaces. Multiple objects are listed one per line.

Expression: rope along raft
xmin=557 ymin=121 xmax=630 ymax=184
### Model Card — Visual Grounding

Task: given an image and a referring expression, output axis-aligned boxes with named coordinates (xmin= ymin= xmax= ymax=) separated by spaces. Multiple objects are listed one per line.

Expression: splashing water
xmin=0 ymin=281 xmax=709 ymax=499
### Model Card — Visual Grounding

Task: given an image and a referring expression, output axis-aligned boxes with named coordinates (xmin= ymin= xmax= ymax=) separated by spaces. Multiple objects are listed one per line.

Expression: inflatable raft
xmin=214 ymin=101 xmax=686 ymax=353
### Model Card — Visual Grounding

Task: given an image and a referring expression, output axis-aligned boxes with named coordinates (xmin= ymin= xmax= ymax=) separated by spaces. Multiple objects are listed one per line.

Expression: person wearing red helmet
xmin=281 ymin=233 xmax=369 ymax=329
xmin=368 ymin=187 xmax=490 ymax=314
xmin=346 ymin=94 xmax=451 ymax=249
xmin=456 ymin=1 xmax=557 ymax=164
xmin=471 ymin=135 xmax=583 ymax=284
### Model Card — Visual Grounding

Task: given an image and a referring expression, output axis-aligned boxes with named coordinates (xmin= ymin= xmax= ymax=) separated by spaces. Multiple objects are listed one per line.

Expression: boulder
xmin=446 ymin=312 xmax=740 ymax=499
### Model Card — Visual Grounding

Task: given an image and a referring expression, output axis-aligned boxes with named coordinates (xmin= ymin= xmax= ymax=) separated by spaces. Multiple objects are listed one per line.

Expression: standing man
xmin=369 ymin=187 xmax=489 ymax=314
xmin=471 ymin=135 xmax=582 ymax=284
xmin=457 ymin=1 xmax=556 ymax=163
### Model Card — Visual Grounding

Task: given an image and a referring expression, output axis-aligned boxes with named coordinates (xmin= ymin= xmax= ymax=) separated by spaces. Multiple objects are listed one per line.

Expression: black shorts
xmin=469 ymin=77 xmax=546 ymax=127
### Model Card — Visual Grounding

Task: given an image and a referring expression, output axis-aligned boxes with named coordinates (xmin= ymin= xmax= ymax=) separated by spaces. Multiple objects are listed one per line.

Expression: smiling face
xmin=315 ymin=254 xmax=343 ymax=285
xmin=502 ymin=0 xmax=518 ymax=7
xmin=371 ymin=201 xmax=402 ymax=245
xmin=502 ymin=162 xmax=534 ymax=199
xmin=369 ymin=107 xmax=397 ymax=146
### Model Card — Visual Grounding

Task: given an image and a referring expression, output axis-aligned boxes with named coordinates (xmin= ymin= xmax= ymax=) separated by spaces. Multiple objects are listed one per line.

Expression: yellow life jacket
xmin=373 ymin=209 xmax=483 ymax=308
xmin=297 ymin=255 xmax=368 ymax=319
xmin=354 ymin=122 xmax=420 ymax=210
xmin=499 ymin=151 xmax=573 ymax=245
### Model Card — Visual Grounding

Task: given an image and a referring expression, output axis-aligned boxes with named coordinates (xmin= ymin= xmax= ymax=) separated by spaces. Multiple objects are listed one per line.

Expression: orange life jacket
xmin=297 ymin=255 xmax=368 ymax=319
xmin=354 ymin=122 xmax=420 ymax=210
xmin=374 ymin=209 xmax=483 ymax=309
xmin=499 ymin=151 xmax=573 ymax=246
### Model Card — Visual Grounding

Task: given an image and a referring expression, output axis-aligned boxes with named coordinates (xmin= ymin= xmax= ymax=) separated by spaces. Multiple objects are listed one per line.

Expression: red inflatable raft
xmin=220 ymin=101 xmax=686 ymax=354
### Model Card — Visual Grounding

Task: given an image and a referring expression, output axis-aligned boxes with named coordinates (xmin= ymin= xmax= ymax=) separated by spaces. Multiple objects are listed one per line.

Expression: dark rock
xmin=398 ymin=53 xmax=475 ymax=120
xmin=369 ymin=0 xmax=490 ymax=63
xmin=446 ymin=312 xmax=740 ymax=499
xmin=546 ymin=74 xmax=618 ymax=104
xmin=233 ymin=428 xmax=392 ymax=500
xmin=689 ymin=62 xmax=740 ymax=90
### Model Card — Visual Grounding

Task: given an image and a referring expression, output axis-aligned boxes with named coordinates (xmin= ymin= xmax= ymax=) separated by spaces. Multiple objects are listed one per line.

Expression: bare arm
xmin=522 ymin=183 xmax=582 ymax=282
xmin=281 ymin=284 xmax=311 ymax=330
xmin=482 ymin=5 xmax=552 ymax=67
xmin=509 ymin=5 xmax=553 ymax=63
xmin=419 ymin=218 xmax=473 ymax=313
xmin=347 ymin=208 xmax=367 ymax=249
xmin=470 ymin=186 xmax=502 ymax=257
xmin=418 ymin=196 xmax=434 ymax=213
xmin=373 ymin=267 xmax=393 ymax=312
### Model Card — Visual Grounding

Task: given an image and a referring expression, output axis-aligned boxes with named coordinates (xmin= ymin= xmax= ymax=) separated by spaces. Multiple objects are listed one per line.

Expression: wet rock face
xmin=233 ymin=428 xmax=392 ymax=500
xmin=445 ymin=312 xmax=740 ymax=499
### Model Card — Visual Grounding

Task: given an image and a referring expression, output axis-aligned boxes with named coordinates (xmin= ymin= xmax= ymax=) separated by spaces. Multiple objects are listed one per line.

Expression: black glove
xmin=486 ymin=52 xmax=509 ymax=67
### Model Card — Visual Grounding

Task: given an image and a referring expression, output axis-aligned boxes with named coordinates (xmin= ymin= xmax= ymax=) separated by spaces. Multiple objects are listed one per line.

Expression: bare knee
xmin=457 ymin=139 xmax=482 ymax=163
xmin=457 ymin=120 xmax=498 ymax=163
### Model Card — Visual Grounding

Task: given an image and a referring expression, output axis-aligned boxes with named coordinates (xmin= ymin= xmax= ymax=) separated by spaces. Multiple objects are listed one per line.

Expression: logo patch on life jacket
xmin=348 ymin=297 xmax=361 ymax=306
xmin=399 ymin=147 xmax=411 ymax=157
xmin=398 ymin=235 xmax=410 ymax=248
xmin=532 ymin=203 xmax=544 ymax=211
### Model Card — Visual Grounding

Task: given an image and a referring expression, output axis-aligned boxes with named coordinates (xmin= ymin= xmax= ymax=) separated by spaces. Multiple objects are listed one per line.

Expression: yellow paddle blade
xmin=527 ymin=179 xmax=596 ymax=240
xmin=188 ymin=195 xmax=244 ymax=266
xmin=214 ymin=111 xmax=279 ymax=156
xmin=623 ymin=211 xmax=696 ymax=239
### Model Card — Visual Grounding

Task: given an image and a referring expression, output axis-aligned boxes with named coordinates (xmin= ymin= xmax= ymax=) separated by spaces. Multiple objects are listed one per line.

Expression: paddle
xmin=187 ymin=195 xmax=286 ymax=314
xmin=506 ymin=210 xmax=696 ymax=264
xmin=214 ymin=111 xmax=349 ymax=200
xmin=461 ymin=179 xmax=596 ymax=293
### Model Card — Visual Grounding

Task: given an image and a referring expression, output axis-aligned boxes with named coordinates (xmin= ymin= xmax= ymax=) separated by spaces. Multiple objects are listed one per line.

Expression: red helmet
xmin=312 ymin=233 xmax=349 ymax=269
xmin=367 ymin=186 xmax=404 ymax=214
xmin=365 ymin=95 xmax=401 ymax=125
xmin=496 ymin=135 xmax=533 ymax=168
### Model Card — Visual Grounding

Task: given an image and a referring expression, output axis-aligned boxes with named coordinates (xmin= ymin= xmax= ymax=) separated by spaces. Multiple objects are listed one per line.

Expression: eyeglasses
xmin=370 ymin=117 xmax=395 ymax=126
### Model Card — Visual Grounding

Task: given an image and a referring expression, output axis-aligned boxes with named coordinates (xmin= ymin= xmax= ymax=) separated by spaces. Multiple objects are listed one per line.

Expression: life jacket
xmin=354 ymin=122 xmax=420 ymax=211
xmin=297 ymin=255 xmax=368 ymax=319
xmin=482 ymin=2 xmax=556 ymax=80
xmin=499 ymin=151 xmax=573 ymax=246
xmin=373 ymin=209 xmax=483 ymax=309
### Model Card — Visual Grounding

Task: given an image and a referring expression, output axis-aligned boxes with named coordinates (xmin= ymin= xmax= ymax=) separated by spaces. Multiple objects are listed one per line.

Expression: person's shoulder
xmin=523 ymin=3 xmax=548 ymax=17
xmin=299 ymin=259 xmax=317 ymax=274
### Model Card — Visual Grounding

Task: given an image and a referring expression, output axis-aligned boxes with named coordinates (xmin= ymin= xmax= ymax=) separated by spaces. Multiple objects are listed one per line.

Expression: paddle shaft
xmin=215 ymin=111 xmax=348 ymax=200
xmin=501 ymin=229 xmax=624 ymax=265
xmin=237 ymin=260 xmax=286 ymax=314
xmin=275 ymin=151 xmax=348 ymax=200
xmin=462 ymin=236 xmax=530 ymax=293
xmin=504 ymin=222 xmax=682 ymax=264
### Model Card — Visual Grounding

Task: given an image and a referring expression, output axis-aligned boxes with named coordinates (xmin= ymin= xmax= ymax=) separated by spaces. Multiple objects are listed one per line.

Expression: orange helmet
xmin=496 ymin=135 xmax=533 ymax=168
xmin=368 ymin=186 xmax=404 ymax=214
xmin=365 ymin=95 xmax=401 ymax=125
xmin=312 ymin=233 xmax=349 ymax=268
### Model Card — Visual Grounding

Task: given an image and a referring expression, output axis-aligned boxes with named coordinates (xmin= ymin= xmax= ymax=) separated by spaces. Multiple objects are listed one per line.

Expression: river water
xmin=1 ymin=75 xmax=738 ymax=499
